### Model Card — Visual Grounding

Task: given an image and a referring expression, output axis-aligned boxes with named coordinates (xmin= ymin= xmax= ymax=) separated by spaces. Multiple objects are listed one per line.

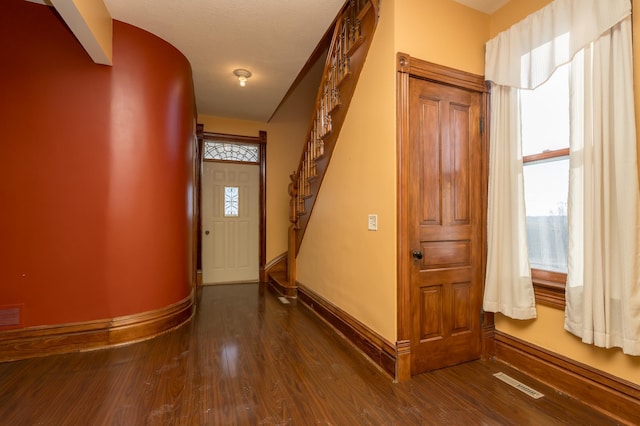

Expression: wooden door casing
xmin=199 ymin=131 xmax=267 ymax=284
xmin=397 ymin=54 xmax=490 ymax=380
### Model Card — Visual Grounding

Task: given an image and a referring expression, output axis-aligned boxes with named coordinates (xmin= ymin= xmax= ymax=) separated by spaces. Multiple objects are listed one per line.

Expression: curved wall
xmin=0 ymin=0 xmax=195 ymax=328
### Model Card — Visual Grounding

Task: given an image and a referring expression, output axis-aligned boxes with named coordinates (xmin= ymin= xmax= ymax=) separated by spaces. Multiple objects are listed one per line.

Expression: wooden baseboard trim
xmin=268 ymin=272 xmax=297 ymax=298
xmin=494 ymin=331 xmax=640 ymax=425
xmin=264 ymin=252 xmax=288 ymax=275
xmin=297 ymin=283 xmax=396 ymax=379
xmin=0 ymin=290 xmax=195 ymax=363
xmin=482 ymin=315 xmax=496 ymax=360
xmin=395 ymin=339 xmax=411 ymax=382
xmin=264 ymin=252 xmax=288 ymax=284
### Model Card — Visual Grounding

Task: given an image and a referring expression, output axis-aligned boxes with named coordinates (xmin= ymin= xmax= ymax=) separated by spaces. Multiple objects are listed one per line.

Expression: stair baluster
xmin=269 ymin=0 xmax=379 ymax=295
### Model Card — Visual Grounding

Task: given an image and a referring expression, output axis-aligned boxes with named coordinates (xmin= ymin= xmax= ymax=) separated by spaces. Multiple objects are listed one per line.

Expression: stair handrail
xmin=288 ymin=0 xmax=379 ymax=254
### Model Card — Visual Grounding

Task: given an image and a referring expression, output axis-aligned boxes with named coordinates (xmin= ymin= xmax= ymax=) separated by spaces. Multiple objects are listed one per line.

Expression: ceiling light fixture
xmin=233 ymin=69 xmax=252 ymax=87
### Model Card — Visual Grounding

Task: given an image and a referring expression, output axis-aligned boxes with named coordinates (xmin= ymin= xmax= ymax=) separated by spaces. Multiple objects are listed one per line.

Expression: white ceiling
xmin=104 ymin=0 xmax=510 ymax=121
xmin=453 ymin=0 xmax=510 ymax=14
xmin=104 ymin=0 xmax=344 ymax=122
xmin=29 ymin=0 xmax=510 ymax=122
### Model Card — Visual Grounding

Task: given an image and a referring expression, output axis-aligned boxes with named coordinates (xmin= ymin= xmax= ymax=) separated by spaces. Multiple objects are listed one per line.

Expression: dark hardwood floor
xmin=0 ymin=283 xmax=618 ymax=425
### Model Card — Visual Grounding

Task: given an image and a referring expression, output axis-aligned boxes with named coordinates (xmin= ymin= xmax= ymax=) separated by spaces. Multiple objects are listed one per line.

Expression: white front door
xmin=201 ymin=161 xmax=259 ymax=284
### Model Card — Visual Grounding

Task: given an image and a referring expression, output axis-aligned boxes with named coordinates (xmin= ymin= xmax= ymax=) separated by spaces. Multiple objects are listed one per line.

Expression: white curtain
xmin=565 ymin=17 xmax=640 ymax=355
xmin=484 ymin=83 xmax=537 ymax=320
xmin=486 ymin=0 xmax=631 ymax=90
xmin=485 ymin=0 xmax=640 ymax=354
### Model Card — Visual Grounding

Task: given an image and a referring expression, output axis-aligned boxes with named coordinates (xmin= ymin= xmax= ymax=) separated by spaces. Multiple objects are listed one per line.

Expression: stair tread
xmin=268 ymin=271 xmax=290 ymax=287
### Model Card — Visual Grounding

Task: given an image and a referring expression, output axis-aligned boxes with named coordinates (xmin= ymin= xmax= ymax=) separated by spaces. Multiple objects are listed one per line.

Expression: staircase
xmin=268 ymin=0 xmax=380 ymax=296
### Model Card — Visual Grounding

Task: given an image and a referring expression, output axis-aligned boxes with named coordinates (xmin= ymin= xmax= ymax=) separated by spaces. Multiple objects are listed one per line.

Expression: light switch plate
xmin=368 ymin=214 xmax=378 ymax=231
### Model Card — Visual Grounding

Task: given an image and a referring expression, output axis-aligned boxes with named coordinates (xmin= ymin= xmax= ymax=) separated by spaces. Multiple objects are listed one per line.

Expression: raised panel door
xmin=409 ymin=78 xmax=482 ymax=374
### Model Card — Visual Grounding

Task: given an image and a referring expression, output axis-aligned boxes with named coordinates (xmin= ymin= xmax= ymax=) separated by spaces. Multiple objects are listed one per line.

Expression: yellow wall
xmin=296 ymin=0 xmax=490 ymax=343
xmin=497 ymin=308 xmax=640 ymax=384
xmin=198 ymin=54 xmax=323 ymax=264
xmin=204 ymin=0 xmax=640 ymax=385
xmin=298 ymin=0 xmax=640 ymax=387
xmin=50 ymin=0 xmax=113 ymax=65
xmin=72 ymin=0 xmax=112 ymax=62
xmin=265 ymin=55 xmax=325 ymax=260
xmin=198 ymin=116 xmax=265 ymax=137
xmin=297 ymin=0 xmax=398 ymax=342
xmin=490 ymin=0 xmax=640 ymax=386
xmin=489 ymin=0 xmax=552 ymax=37
xmin=395 ymin=0 xmax=489 ymax=75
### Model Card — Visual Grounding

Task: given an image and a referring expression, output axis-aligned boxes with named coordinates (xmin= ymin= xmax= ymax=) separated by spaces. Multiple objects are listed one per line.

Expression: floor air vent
xmin=494 ymin=372 xmax=544 ymax=399
xmin=0 ymin=305 xmax=22 ymax=329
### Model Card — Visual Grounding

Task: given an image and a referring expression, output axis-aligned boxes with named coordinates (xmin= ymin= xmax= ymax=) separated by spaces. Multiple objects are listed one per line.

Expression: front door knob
xmin=412 ymin=250 xmax=423 ymax=260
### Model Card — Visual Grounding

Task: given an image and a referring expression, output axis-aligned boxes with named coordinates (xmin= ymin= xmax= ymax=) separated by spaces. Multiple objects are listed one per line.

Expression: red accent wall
xmin=0 ymin=0 xmax=195 ymax=327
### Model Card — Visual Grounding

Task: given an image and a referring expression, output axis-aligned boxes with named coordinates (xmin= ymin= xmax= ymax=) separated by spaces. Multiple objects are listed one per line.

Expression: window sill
xmin=533 ymin=280 xmax=565 ymax=309
xmin=532 ymin=269 xmax=566 ymax=310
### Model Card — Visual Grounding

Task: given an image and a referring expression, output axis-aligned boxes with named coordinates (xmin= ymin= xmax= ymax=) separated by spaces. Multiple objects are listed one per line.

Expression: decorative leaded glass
xmin=204 ymin=141 xmax=259 ymax=162
xmin=224 ymin=187 xmax=239 ymax=217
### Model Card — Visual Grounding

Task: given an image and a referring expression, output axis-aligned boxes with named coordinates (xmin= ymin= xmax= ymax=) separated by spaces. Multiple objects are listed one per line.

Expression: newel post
xmin=288 ymin=173 xmax=298 ymax=286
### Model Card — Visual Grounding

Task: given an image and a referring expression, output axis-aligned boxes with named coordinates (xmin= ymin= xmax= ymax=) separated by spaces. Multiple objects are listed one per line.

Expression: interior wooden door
xmin=407 ymin=76 xmax=483 ymax=375
xmin=201 ymin=161 xmax=259 ymax=284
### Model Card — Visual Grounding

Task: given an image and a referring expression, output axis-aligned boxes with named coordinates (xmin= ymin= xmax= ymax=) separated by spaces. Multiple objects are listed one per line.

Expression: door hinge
xmin=480 ymin=117 xmax=484 ymax=135
xmin=480 ymin=308 xmax=485 ymax=325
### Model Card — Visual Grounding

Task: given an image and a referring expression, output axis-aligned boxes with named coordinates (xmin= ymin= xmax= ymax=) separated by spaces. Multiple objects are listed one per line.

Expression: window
xmin=520 ymin=63 xmax=569 ymax=302
xmin=485 ymin=0 xmax=640 ymax=350
xmin=523 ymin=159 xmax=568 ymax=272
xmin=203 ymin=141 xmax=258 ymax=163
xmin=224 ymin=186 xmax=239 ymax=217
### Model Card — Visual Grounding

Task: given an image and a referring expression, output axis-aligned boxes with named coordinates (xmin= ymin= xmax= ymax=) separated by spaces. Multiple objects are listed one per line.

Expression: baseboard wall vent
xmin=277 ymin=296 xmax=291 ymax=305
xmin=494 ymin=372 xmax=544 ymax=399
xmin=0 ymin=304 xmax=23 ymax=329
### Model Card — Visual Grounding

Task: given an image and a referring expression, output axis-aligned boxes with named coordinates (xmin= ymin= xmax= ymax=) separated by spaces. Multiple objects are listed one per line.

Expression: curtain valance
xmin=485 ymin=0 xmax=631 ymax=89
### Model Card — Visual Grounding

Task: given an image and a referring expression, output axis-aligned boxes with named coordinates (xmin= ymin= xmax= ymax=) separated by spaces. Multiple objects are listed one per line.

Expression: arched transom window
xmin=203 ymin=141 xmax=259 ymax=163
